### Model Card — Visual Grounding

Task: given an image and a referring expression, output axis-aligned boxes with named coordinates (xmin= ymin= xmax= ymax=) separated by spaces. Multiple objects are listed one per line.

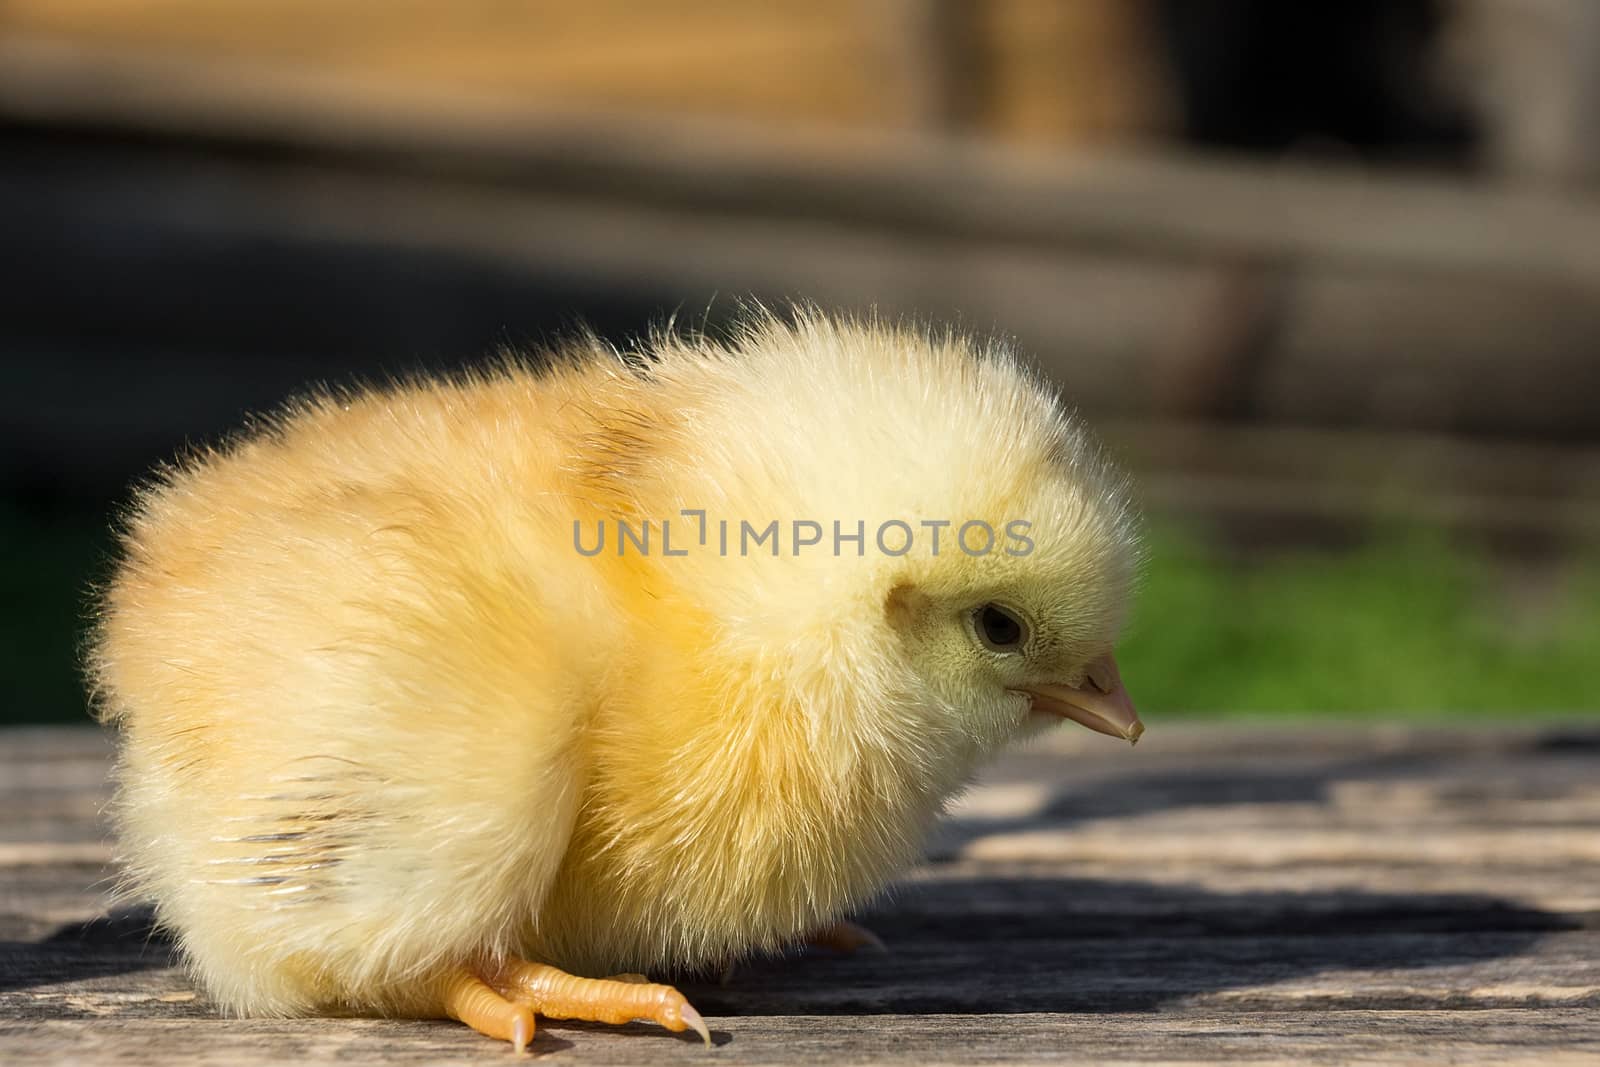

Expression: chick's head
xmin=879 ymin=449 xmax=1142 ymax=757
xmin=590 ymin=313 xmax=1142 ymax=772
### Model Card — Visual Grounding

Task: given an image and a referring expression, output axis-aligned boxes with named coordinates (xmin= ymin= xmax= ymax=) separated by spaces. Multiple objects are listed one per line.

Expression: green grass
xmin=1120 ymin=525 xmax=1600 ymax=717
xmin=3 ymin=503 xmax=1597 ymax=725
xmin=0 ymin=502 xmax=114 ymax=727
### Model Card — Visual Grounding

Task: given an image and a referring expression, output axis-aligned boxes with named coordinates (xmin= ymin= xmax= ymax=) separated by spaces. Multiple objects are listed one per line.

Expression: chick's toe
xmin=438 ymin=967 xmax=536 ymax=1053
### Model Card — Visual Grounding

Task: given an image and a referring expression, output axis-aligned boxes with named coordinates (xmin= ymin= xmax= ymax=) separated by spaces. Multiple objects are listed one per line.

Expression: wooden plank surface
xmin=3 ymin=723 xmax=1598 ymax=1063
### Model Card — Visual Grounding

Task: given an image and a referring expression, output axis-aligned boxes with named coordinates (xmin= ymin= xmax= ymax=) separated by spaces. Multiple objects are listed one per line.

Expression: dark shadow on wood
xmin=684 ymin=880 xmax=1582 ymax=1015
xmin=0 ymin=906 xmax=175 ymax=996
xmin=8 ymin=885 xmax=1577 ymax=1018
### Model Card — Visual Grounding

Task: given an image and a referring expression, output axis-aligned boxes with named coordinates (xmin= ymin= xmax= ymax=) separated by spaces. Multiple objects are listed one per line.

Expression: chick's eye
xmin=974 ymin=603 xmax=1028 ymax=652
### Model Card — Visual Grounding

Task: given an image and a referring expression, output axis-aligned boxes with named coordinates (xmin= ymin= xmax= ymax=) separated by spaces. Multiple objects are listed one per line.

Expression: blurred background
xmin=3 ymin=0 xmax=1599 ymax=724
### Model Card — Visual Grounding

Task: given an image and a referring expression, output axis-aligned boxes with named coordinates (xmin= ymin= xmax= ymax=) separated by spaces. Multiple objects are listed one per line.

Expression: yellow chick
xmin=89 ymin=311 xmax=1142 ymax=1051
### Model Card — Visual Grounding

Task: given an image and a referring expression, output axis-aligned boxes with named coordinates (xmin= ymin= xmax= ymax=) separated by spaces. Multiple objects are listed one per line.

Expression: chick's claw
xmin=491 ymin=959 xmax=711 ymax=1047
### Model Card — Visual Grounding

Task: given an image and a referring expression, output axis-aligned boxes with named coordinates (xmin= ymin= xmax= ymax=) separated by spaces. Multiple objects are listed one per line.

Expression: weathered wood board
xmin=3 ymin=723 xmax=1598 ymax=1063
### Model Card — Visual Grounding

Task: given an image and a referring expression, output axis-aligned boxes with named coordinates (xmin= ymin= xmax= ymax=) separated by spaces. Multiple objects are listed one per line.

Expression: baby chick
xmin=89 ymin=311 xmax=1142 ymax=1051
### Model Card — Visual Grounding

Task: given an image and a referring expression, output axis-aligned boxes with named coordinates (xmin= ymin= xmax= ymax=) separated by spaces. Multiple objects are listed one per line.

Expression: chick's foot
xmin=493 ymin=959 xmax=710 ymax=1046
xmin=806 ymin=919 xmax=887 ymax=954
xmin=437 ymin=959 xmax=708 ymax=1051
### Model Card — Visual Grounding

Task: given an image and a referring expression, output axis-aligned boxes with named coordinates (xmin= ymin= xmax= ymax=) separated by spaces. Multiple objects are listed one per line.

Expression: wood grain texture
xmin=2 ymin=723 xmax=1598 ymax=1062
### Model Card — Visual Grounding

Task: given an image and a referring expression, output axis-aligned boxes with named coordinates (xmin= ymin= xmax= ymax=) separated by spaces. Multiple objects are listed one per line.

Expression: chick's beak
xmin=1021 ymin=653 xmax=1144 ymax=745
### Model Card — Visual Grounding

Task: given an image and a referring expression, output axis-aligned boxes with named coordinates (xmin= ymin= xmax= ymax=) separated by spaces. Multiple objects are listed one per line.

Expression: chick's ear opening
xmin=884 ymin=580 xmax=931 ymax=633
